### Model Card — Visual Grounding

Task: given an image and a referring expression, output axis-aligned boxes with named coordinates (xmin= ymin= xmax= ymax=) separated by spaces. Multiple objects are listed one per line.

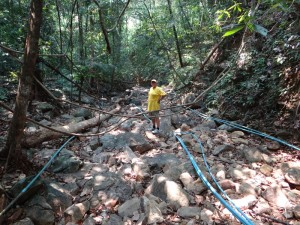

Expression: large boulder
xmin=100 ymin=132 xmax=151 ymax=152
xmin=44 ymin=181 xmax=73 ymax=213
xmin=25 ymin=195 xmax=55 ymax=225
xmin=145 ymin=174 xmax=189 ymax=210
xmin=49 ymin=149 xmax=83 ymax=173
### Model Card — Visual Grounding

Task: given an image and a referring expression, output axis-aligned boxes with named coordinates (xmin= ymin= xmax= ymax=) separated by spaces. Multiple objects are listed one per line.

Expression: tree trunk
xmin=167 ymin=0 xmax=184 ymax=68
xmin=1 ymin=0 xmax=43 ymax=161
xmin=22 ymin=105 xmax=121 ymax=148
xmin=77 ymin=1 xmax=85 ymax=102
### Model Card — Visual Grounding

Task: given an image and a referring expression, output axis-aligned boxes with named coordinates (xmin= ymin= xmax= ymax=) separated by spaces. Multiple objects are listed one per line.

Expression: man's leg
xmin=156 ymin=117 xmax=160 ymax=130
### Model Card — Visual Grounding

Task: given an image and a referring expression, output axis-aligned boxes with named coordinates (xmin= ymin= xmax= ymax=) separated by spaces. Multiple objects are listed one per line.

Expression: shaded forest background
xmin=0 ymin=0 xmax=300 ymax=161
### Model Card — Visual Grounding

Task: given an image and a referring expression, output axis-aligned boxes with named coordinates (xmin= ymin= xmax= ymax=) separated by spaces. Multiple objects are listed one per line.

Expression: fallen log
xmin=22 ymin=104 xmax=121 ymax=148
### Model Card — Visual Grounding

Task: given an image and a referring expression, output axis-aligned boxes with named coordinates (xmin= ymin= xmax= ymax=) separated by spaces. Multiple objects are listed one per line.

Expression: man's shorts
xmin=149 ymin=111 xmax=159 ymax=118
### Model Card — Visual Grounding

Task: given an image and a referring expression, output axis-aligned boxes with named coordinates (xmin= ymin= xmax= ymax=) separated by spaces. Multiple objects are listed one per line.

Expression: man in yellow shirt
xmin=148 ymin=79 xmax=166 ymax=134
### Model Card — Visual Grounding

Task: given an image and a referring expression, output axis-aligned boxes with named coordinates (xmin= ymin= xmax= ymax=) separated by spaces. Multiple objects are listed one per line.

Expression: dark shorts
xmin=149 ymin=111 xmax=159 ymax=118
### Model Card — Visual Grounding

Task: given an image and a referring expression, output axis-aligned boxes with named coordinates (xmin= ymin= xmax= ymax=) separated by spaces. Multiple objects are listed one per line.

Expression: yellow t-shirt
xmin=148 ymin=87 xmax=166 ymax=111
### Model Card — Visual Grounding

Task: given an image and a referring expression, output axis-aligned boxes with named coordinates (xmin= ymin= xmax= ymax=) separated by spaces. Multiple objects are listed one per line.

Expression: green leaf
xmin=253 ymin=24 xmax=268 ymax=37
xmin=222 ymin=25 xmax=245 ymax=37
xmin=238 ymin=14 xmax=246 ymax=24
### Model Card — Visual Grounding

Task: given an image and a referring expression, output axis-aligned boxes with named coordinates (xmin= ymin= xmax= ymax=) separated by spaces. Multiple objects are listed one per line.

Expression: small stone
xmin=216 ymin=170 xmax=225 ymax=180
xmin=232 ymin=138 xmax=249 ymax=145
xmin=285 ymin=168 xmax=300 ymax=186
xmin=200 ymin=209 xmax=214 ymax=224
xmin=212 ymin=145 xmax=234 ymax=156
xmin=266 ymin=141 xmax=281 ymax=150
xmin=177 ymin=207 xmax=201 ymax=218
xmin=262 ymin=185 xmax=291 ymax=208
xmin=231 ymin=131 xmax=245 ymax=138
xmin=13 ymin=218 xmax=34 ymax=225
xmin=294 ymin=204 xmax=300 ymax=219
xmin=260 ymin=164 xmax=273 ymax=176
xmin=64 ymin=201 xmax=90 ymax=223
xmin=117 ymin=197 xmax=140 ymax=218
xmin=219 ymin=179 xmax=235 ymax=190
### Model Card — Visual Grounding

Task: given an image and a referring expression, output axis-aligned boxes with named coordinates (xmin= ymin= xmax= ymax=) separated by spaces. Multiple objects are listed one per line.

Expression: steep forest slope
xmin=190 ymin=3 xmax=300 ymax=143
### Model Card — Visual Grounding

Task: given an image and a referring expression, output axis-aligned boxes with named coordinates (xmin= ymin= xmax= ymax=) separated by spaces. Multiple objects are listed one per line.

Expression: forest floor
xmin=0 ymin=84 xmax=300 ymax=225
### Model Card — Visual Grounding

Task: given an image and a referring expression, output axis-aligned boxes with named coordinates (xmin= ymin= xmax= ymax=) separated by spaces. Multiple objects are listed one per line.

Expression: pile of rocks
xmin=7 ymin=88 xmax=300 ymax=225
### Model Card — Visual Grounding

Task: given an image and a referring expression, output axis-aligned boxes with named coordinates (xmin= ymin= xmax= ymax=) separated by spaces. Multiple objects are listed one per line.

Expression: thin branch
xmin=257 ymin=213 xmax=292 ymax=225
xmin=0 ymin=43 xmax=65 ymax=57
xmin=107 ymin=0 xmax=131 ymax=32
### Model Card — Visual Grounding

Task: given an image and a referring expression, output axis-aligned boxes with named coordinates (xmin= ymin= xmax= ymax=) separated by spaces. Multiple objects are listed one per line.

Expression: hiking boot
xmin=152 ymin=129 xmax=159 ymax=134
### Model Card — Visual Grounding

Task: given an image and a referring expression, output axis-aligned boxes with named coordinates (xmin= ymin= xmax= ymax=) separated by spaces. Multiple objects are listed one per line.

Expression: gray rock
xmin=81 ymin=96 xmax=94 ymax=104
xmin=177 ymin=206 xmax=201 ymax=218
xmin=51 ymin=89 xmax=64 ymax=98
xmin=294 ymin=204 xmax=300 ymax=219
xmin=132 ymin=159 xmax=150 ymax=180
xmin=72 ymin=108 xmax=92 ymax=119
xmin=13 ymin=218 xmax=34 ymax=225
xmin=160 ymin=109 xmax=174 ymax=138
xmin=50 ymin=149 xmax=83 ymax=173
xmin=63 ymin=182 xmax=80 ymax=195
xmin=285 ymin=167 xmax=300 ymax=186
xmin=219 ymin=179 xmax=236 ymax=190
xmin=83 ymin=216 xmax=95 ymax=225
xmin=9 ymin=176 xmax=44 ymax=204
xmin=120 ymin=119 xmax=135 ymax=131
xmin=25 ymin=195 xmax=55 ymax=225
xmin=180 ymin=172 xmax=207 ymax=194
xmin=200 ymin=209 xmax=214 ymax=225
xmin=242 ymin=147 xmax=262 ymax=163
xmin=171 ymin=114 xmax=198 ymax=128
xmin=100 ymin=132 xmax=149 ymax=150
xmin=286 ymin=190 xmax=300 ymax=204
xmin=64 ymin=201 xmax=90 ymax=223
xmin=45 ymin=181 xmax=73 ymax=213
xmin=106 ymin=214 xmax=123 ymax=225
xmin=118 ymin=197 xmax=140 ymax=217
xmin=229 ymin=167 xmax=256 ymax=181
xmin=266 ymin=141 xmax=281 ymax=151
xmin=236 ymin=181 xmax=257 ymax=196
xmin=212 ymin=144 xmax=234 ymax=156
xmin=260 ymin=164 xmax=273 ymax=176
xmin=36 ymin=102 xmax=54 ymax=113
xmin=218 ymin=123 xmax=235 ymax=131
xmin=38 ymin=119 xmax=52 ymax=126
xmin=89 ymin=138 xmax=100 ymax=150
xmin=202 ymin=120 xmax=217 ymax=129
xmin=230 ymin=194 xmax=257 ymax=210
xmin=145 ymin=174 xmax=189 ymax=210
xmin=92 ymin=152 xmax=114 ymax=164
xmin=262 ymin=185 xmax=291 ymax=208
xmin=142 ymin=196 xmax=164 ymax=224
xmin=231 ymin=131 xmax=245 ymax=138
xmin=253 ymin=197 xmax=271 ymax=214
xmin=92 ymin=172 xmax=132 ymax=202
xmin=142 ymin=153 xmax=181 ymax=169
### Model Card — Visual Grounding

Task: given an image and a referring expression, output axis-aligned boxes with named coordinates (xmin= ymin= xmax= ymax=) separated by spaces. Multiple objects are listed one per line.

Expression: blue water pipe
xmin=133 ymin=104 xmax=152 ymax=123
xmin=0 ymin=136 xmax=75 ymax=217
xmin=190 ymin=109 xmax=300 ymax=151
xmin=184 ymin=132 xmax=254 ymax=224
xmin=175 ymin=134 xmax=255 ymax=225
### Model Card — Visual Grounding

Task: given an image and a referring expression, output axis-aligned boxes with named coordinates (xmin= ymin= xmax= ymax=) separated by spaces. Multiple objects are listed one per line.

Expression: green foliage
xmin=0 ymin=87 xmax=8 ymax=101
xmin=216 ymin=1 xmax=269 ymax=38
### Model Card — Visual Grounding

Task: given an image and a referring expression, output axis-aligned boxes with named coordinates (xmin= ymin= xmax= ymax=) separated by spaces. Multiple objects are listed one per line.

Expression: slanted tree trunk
xmin=1 ymin=0 xmax=43 ymax=163
xmin=22 ymin=104 xmax=121 ymax=148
